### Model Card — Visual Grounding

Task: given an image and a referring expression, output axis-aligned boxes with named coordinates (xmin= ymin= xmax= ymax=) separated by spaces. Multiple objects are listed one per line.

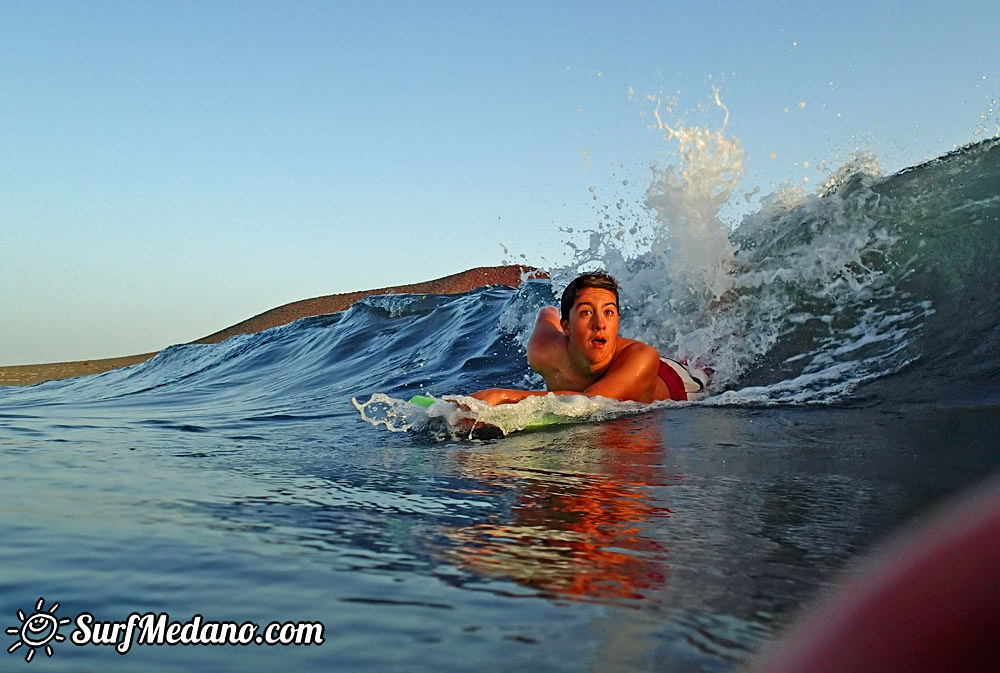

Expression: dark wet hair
xmin=559 ymin=272 xmax=621 ymax=321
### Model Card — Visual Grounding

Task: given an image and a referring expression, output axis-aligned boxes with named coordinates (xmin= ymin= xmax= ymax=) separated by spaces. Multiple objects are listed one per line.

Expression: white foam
xmin=354 ymin=392 xmax=651 ymax=439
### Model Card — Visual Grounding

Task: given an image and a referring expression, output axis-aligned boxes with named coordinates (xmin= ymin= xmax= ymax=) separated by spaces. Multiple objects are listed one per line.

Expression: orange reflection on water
xmin=442 ymin=416 xmax=678 ymax=602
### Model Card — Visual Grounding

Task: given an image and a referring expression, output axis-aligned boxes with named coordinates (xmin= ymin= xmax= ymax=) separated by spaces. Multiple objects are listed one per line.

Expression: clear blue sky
xmin=3 ymin=0 xmax=997 ymax=365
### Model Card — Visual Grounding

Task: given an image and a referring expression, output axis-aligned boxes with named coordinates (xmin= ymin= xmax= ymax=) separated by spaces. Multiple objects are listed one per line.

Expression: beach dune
xmin=0 ymin=265 xmax=544 ymax=387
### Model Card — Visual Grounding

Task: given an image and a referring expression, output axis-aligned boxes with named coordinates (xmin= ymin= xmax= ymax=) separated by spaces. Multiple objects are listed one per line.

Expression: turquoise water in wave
xmin=2 ymin=139 xmax=999 ymax=671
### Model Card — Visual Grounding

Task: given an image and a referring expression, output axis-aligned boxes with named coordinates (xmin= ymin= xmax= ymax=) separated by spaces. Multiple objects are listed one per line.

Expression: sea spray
xmin=644 ymin=90 xmax=743 ymax=299
xmin=550 ymin=90 xmax=750 ymax=384
xmin=623 ymin=92 xmax=746 ymax=366
xmin=532 ymin=92 xmax=968 ymax=400
xmin=973 ymin=96 xmax=999 ymax=140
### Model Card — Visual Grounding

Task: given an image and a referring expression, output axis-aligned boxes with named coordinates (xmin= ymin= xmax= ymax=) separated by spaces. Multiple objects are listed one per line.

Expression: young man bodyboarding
xmin=471 ymin=272 xmax=706 ymax=406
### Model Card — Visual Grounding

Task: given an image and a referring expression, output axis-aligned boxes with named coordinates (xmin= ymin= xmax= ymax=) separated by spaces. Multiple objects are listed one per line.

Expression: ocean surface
xmin=2 ymin=137 xmax=999 ymax=671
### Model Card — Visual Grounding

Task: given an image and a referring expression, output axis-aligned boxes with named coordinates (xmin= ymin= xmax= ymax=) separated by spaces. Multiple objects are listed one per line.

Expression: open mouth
xmin=591 ymin=337 xmax=607 ymax=348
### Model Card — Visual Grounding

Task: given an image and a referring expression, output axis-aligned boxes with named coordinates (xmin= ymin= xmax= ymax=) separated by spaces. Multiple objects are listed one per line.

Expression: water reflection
xmin=440 ymin=416 xmax=678 ymax=602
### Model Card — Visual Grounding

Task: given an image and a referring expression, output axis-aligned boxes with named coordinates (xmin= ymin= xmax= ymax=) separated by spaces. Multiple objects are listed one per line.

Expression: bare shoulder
xmin=533 ymin=306 xmax=562 ymax=333
xmin=612 ymin=338 xmax=660 ymax=371
xmin=616 ymin=337 xmax=658 ymax=358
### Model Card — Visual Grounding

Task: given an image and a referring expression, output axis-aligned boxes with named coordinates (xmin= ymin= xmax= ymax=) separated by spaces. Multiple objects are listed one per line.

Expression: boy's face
xmin=561 ymin=287 xmax=620 ymax=364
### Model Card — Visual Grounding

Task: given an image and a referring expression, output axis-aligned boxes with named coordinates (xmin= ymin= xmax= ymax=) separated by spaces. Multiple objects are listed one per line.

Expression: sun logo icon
xmin=5 ymin=597 xmax=72 ymax=663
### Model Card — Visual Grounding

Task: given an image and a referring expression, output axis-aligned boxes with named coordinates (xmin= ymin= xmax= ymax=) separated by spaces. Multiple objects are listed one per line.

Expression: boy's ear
xmin=561 ymin=319 xmax=570 ymax=336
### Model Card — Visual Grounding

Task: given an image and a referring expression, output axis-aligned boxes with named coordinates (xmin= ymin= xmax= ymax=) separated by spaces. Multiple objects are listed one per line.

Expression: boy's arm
xmin=470 ymin=308 xmax=564 ymax=406
xmin=526 ymin=306 xmax=564 ymax=373
xmin=471 ymin=344 xmax=658 ymax=405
